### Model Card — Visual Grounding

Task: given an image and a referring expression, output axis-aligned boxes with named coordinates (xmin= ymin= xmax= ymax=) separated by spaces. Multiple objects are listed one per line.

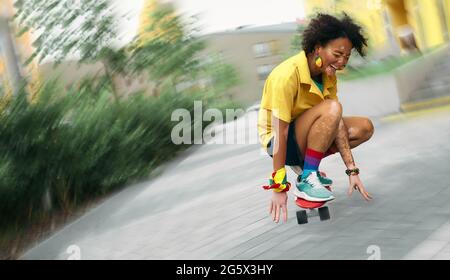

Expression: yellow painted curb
xmin=382 ymin=104 xmax=450 ymax=122
xmin=400 ymin=95 xmax=450 ymax=112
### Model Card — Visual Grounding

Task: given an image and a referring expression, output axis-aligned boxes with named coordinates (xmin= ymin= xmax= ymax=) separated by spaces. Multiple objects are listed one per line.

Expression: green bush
xmin=0 ymin=80 xmax=232 ymax=231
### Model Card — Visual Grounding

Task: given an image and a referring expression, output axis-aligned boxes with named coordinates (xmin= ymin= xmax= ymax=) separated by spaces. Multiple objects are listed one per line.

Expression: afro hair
xmin=302 ymin=13 xmax=368 ymax=57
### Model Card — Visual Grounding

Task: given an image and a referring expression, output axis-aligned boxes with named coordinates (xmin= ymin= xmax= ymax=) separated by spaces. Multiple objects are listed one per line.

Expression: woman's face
xmin=316 ymin=37 xmax=353 ymax=77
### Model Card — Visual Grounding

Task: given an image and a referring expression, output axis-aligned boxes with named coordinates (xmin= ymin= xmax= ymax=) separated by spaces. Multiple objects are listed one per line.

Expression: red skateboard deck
xmin=295 ymin=197 xmax=327 ymax=209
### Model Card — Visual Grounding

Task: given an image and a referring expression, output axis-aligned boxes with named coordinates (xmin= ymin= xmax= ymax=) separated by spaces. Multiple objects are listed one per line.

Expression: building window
xmin=253 ymin=41 xmax=278 ymax=58
xmin=257 ymin=64 xmax=275 ymax=80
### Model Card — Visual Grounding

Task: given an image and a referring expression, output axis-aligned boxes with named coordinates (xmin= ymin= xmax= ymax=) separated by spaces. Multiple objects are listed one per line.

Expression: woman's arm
xmin=335 ymin=119 xmax=355 ymax=169
xmin=334 ymin=119 xmax=372 ymax=201
xmin=269 ymin=115 xmax=290 ymax=223
xmin=272 ymin=116 xmax=289 ymax=171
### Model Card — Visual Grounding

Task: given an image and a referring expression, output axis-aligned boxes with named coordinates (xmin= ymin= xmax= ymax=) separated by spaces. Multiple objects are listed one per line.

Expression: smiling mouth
xmin=330 ymin=64 xmax=345 ymax=71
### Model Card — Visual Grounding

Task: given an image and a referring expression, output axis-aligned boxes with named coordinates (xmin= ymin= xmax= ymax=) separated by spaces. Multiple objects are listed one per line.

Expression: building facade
xmin=202 ymin=23 xmax=297 ymax=105
xmin=305 ymin=0 xmax=450 ymax=57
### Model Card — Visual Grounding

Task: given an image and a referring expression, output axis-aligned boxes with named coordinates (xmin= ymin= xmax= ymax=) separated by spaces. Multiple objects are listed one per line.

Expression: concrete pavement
xmin=22 ymin=106 xmax=450 ymax=260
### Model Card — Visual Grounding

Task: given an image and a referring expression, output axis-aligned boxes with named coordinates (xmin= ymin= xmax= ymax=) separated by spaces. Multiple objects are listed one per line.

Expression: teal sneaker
xmin=296 ymin=171 xmax=333 ymax=187
xmin=294 ymin=172 xmax=335 ymax=202
xmin=318 ymin=171 xmax=333 ymax=187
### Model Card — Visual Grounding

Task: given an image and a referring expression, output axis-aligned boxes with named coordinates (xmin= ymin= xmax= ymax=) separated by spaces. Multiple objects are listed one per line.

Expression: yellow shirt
xmin=258 ymin=51 xmax=338 ymax=149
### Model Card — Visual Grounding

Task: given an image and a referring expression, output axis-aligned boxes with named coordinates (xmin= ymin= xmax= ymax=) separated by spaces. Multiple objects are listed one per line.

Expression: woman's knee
xmin=364 ymin=118 xmax=375 ymax=139
xmin=355 ymin=118 xmax=374 ymax=141
xmin=320 ymin=99 xmax=343 ymax=119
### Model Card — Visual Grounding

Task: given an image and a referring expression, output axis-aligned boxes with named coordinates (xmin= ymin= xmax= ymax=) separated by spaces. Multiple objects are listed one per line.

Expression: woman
xmin=258 ymin=13 xmax=374 ymax=223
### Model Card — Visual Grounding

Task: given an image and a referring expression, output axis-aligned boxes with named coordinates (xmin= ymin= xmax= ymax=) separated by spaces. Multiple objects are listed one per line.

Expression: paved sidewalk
xmin=22 ymin=107 xmax=450 ymax=260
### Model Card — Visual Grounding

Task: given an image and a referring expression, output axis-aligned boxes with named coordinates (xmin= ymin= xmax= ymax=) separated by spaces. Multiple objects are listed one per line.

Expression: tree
xmin=290 ymin=21 xmax=307 ymax=55
xmin=196 ymin=53 xmax=240 ymax=99
xmin=129 ymin=0 xmax=206 ymax=96
xmin=14 ymin=0 xmax=240 ymax=102
xmin=14 ymin=0 xmax=124 ymax=100
xmin=14 ymin=0 xmax=117 ymax=64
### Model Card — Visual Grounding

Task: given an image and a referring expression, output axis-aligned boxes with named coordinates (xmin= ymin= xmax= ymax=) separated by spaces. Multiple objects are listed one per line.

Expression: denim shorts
xmin=266 ymin=122 xmax=304 ymax=167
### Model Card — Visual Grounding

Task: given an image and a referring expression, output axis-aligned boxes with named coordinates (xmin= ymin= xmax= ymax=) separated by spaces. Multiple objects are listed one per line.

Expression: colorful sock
xmin=301 ymin=148 xmax=325 ymax=180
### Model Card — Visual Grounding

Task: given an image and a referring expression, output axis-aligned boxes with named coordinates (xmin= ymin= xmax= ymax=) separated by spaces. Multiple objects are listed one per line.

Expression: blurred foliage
xmin=129 ymin=1 xmax=206 ymax=96
xmin=338 ymin=52 xmax=422 ymax=80
xmin=14 ymin=0 xmax=118 ymax=65
xmin=0 ymin=79 xmax=225 ymax=234
xmin=288 ymin=23 xmax=307 ymax=57
xmin=3 ymin=0 xmax=241 ymax=259
xmin=13 ymin=0 xmax=239 ymax=101
xmin=14 ymin=0 xmax=125 ymax=100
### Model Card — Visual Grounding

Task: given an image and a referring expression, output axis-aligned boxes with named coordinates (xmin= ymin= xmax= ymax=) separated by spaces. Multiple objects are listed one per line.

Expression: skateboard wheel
xmin=318 ymin=206 xmax=330 ymax=221
xmin=296 ymin=210 xmax=308 ymax=224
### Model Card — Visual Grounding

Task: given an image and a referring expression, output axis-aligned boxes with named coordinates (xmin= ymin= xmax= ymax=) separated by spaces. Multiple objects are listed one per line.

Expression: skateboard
xmin=295 ymin=182 xmax=332 ymax=225
xmin=289 ymin=167 xmax=333 ymax=224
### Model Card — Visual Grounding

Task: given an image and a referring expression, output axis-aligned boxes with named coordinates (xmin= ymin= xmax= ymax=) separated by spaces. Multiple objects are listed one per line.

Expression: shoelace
xmin=305 ymin=172 xmax=325 ymax=189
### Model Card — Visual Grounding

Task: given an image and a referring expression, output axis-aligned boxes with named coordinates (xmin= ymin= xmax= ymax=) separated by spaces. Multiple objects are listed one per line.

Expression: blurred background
xmin=2 ymin=0 xmax=450 ymax=107
xmin=1 ymin=0 xmax=450 ymax=260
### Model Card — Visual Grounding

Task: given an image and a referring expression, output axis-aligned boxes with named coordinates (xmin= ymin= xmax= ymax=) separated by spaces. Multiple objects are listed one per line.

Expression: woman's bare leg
xmin=328 ymin=116 xmax=375 ymax=154
xmin=293 ymin=99 xmax=343 ymax=156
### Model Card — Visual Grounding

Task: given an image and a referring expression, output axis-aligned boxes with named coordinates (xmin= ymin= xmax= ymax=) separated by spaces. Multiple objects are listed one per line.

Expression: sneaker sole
xmin=294 ymin=189 xmax=335 ymax=202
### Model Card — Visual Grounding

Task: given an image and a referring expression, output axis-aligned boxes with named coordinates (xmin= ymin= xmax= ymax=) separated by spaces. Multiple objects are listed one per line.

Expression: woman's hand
xmin=269 ymin=191 xmax=288 ymax=223
xmin=348 ymin=174 xmax=373 ymax=201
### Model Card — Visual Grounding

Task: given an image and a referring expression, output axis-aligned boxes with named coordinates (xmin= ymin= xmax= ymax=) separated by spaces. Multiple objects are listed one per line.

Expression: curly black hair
xmin=302 ymin=13 xmax=368 ymax=57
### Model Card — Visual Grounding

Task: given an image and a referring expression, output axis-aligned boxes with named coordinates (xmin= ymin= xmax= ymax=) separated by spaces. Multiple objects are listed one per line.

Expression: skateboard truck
xmin=295 ymin=197 xmax=331 ymax=224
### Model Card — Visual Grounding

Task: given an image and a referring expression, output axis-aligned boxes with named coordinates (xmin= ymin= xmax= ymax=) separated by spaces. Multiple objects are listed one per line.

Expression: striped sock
xmin=301 ymin=148 xmax=325 ymax=180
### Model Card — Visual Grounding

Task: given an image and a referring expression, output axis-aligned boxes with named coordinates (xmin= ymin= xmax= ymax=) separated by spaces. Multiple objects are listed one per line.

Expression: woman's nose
xmin=336 ymin=57 xmax=348 ymax=68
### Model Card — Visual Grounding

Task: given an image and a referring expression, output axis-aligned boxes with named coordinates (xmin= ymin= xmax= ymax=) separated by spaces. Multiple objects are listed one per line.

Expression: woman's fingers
xmin=361 ymin=189 xmax=373 ymax=201
xmin=274 ymin=205 xmax=280 ymax=223
xmin=348 ymin=184 xmax=354 ymax=196
xmin=282 ymin=204 xmax=288 ymax=222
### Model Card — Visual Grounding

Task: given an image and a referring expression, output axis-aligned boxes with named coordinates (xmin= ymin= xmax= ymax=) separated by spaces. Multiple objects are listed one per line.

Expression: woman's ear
xmin=314 ymin=44 xmax=323 ymax=55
